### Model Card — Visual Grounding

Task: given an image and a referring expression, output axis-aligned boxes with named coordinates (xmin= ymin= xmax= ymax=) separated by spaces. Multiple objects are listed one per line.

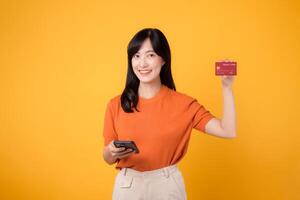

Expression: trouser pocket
xmin=112 ymin=173 xmax=135 ymax=200
xmin=119 ymin=175 xmax=133 ymax=188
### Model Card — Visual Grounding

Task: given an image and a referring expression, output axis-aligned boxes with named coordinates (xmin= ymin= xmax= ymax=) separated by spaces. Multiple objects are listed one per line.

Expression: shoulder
xmin=167 ymin=87 xmax=197 ymax=104
xmin=105 ymin=94 xmax=122 ymax=115
xmin=110 ymin=94 xmax=121 ymax=104
xmin=107 ymin=94 xmax=121 ymax=107
xmin=164 ymin=87 xmax=204 ymax=112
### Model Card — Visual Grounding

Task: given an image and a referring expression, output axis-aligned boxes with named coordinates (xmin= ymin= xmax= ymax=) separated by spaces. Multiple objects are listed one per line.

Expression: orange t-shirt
xmin=103 ymin=84 xmax=215 ymax=171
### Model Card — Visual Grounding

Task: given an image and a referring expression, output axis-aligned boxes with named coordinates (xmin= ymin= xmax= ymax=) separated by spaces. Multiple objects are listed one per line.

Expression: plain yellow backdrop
xmin=1 ymin=0 xmax=299 ymax=199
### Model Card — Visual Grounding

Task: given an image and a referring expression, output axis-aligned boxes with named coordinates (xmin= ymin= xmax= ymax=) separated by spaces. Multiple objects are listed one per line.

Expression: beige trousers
xmin=112 ymin=164 xmax=187 ymax=200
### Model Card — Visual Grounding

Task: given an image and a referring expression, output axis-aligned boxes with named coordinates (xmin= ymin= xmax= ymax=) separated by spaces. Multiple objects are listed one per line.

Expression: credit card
xmin=215 ymin=61 xmax=237 ymax=76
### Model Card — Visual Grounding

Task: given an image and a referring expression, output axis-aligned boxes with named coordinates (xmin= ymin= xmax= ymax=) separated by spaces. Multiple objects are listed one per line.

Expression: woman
xmin=102 ymin=28 xmax=236 ymax=200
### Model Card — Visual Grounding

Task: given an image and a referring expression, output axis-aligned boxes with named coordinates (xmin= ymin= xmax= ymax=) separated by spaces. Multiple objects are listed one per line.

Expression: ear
xmin=162 ymin=60 xmax=166 ymax=66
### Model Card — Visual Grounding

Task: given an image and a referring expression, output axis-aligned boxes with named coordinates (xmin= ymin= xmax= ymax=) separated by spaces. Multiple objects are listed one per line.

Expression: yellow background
xmin=1 ymin=0 xmax=299 ymax=199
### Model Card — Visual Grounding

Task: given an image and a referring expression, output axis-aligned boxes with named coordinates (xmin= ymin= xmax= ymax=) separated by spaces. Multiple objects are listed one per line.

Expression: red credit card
xmin=215 ymin=61 xmax=237 ymax=76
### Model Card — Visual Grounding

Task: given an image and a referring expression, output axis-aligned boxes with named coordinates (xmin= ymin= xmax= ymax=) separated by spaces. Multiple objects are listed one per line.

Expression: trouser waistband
xmin=120 ymin=165 xmax=178 ymax=178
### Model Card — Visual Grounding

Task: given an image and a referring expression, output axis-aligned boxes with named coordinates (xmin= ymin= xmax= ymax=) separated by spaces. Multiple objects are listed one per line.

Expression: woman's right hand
xmin=107 ymin=140 xmax=135 ymax=160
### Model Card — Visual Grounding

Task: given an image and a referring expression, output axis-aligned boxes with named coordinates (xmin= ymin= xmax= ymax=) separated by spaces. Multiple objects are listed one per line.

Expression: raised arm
xmin=204 ymin=61 xmax=237 ymax=138
xmin=205 ymin=84 xmax=236 ymax=138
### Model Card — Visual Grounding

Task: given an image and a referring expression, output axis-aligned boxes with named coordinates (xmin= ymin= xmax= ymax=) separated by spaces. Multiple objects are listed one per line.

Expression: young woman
xmin=103 ymin=28 xmax=236 ymax=200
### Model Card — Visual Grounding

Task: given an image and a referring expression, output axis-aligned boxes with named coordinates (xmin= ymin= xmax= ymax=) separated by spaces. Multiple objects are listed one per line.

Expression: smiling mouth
xmin=139 ymin=69 xmax=152 ymax=74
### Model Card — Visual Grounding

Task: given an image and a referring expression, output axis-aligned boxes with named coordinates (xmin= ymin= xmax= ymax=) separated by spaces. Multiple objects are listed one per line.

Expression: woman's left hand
xmin=221 ymin=75 xmax=235 ymax=88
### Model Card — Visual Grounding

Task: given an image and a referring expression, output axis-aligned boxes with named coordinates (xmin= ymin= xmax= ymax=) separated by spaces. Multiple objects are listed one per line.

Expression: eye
xmin=133 ymin=54 xmax=139 ymax=58
xmin=149 ymin=54 xmax=155 ymax=57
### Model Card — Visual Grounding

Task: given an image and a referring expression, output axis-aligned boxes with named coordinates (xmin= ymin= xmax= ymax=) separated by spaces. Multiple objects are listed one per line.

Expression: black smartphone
xmin=113 ymin=140 xmax=139 ymax=153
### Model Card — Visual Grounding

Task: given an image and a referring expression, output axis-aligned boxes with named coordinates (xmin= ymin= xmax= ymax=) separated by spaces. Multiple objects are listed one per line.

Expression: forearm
xmin=221 ymin=86 xmax=236 ymax=137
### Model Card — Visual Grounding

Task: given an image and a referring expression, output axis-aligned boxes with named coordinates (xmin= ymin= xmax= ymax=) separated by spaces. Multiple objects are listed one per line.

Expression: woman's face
xmin=131 ymin=38 xmax=165 ymax=84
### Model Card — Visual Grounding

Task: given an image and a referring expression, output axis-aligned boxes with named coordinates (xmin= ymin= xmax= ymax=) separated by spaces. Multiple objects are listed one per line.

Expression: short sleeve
xmin=103 ymin=100 xmax=118 ymax=146
xmin=190 ymin=99 xmax=215 ymax=132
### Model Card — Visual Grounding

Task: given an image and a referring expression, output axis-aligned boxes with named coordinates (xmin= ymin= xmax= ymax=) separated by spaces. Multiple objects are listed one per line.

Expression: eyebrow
xmin=137 ymin=50 xmax=155 ymax=53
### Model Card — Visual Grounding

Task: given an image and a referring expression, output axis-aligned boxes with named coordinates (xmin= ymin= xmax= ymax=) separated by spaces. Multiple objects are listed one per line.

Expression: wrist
xmin=222 ymin=85 xmax=232 ymax=91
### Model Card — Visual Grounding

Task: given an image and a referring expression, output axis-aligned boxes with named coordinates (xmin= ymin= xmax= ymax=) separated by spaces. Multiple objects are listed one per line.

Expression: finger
xmin=117 ymin=149 xmax=134 ymax=156
xmin=116 ymin=147 xmax=126 ymax=152
xmin=110 ymin=140 xmax=116 ymax=146
xmin=109 ymin=142 xmax=117 ymax=149
xmin=115 ymin=152 xmax=132 ymax=159
xmin=112 ymin=147 xmax=126 ymax=153
xmin=110 ymin=141 xmax=124 ymax=150
xmin=110 ymin=145 xmax=125 ymax=151
xmin=111 ymin=149 xmax=130 ymax=157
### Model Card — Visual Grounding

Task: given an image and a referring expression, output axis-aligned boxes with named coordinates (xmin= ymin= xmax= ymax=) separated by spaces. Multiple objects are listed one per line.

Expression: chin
xmin=135 ymin=74 xmax=152 ymax=82
xmin=139 ymin=78 xmax=155 ymax=84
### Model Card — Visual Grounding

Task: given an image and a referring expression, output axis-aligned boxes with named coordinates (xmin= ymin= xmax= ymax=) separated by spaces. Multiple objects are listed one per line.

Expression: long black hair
xmin=121 ymin=28 xmax=176 ymax=113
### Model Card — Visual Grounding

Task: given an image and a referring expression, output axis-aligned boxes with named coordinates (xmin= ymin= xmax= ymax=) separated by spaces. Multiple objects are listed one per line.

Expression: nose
xmin=139 ymin=56 xmax=148 ymax=68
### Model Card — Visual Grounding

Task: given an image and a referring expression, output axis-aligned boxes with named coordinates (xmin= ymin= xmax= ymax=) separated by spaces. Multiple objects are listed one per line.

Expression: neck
xmin=138 ymin=80 xmax=162 ymax=99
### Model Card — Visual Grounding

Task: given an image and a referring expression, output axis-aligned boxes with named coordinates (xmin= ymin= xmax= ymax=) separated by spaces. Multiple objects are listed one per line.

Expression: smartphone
xmin=215 ymin=61 xmax=237 ymax=76
xmin=113 ymin=140 xmax=139 ymax=153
